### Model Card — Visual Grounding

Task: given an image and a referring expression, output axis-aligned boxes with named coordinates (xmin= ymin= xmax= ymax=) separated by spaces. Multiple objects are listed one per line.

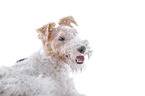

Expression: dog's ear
xmin=59 ymin=16 xmax=78 ymax=27
xmin=37 ymin=22 xmax=55 ymax=41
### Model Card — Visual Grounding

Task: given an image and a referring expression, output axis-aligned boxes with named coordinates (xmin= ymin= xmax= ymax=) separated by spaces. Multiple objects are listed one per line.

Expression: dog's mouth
xmin=76 ymin=56 xmax=85 ymax=64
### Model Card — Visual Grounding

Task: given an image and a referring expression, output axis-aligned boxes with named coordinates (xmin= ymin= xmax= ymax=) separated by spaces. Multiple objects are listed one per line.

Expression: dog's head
xmin=37 ymin=16 xmax=92 ymax=71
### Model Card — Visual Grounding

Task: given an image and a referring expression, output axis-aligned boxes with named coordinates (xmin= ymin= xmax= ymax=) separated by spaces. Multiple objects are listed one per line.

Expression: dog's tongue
xmin=77 ymin=56 xmax=85 ymax=63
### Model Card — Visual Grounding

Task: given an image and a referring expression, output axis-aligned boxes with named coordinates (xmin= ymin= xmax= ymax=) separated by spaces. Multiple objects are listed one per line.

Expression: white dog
xmin=0 ymin=16 xmax=92 ymax=96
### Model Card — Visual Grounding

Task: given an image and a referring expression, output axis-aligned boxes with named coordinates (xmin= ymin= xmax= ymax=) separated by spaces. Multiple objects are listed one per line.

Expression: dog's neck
xmin=31 ymin=48 xmax=70 ymax=79
xmin=13 ymin=48 xmax=71 ymax=80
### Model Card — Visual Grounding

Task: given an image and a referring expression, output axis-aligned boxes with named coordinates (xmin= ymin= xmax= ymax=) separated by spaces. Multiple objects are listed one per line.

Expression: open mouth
xmin=76 ymin=56 xmax=85 ymax=64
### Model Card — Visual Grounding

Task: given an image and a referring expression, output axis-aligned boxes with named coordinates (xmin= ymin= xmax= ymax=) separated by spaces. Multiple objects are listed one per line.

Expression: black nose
xmin=78 ymin=46 xmax=86 ymax=54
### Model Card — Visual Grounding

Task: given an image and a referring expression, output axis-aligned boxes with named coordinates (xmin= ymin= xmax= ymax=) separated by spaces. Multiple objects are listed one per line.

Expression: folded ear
xmin=37 ymin=22 xmax=55 ymax=41
xmin=59 ymin=16 xmax=78 ymax=27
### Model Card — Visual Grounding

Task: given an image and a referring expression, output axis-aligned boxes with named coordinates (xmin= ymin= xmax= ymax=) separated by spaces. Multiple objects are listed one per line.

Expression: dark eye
xmin=58 ymin=37 xmax=65 ymax=41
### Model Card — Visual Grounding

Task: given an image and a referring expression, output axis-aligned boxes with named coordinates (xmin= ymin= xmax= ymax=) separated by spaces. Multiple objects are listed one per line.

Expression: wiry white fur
xmin=0 ymin=49 xmax=86 ymax=96
xmin=0 ymin=25 xmax=91 ymax=96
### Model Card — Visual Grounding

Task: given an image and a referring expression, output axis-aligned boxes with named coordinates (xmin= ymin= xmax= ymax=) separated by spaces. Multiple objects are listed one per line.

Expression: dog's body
xmin=0 ymin=16 xmax=91 ymax=96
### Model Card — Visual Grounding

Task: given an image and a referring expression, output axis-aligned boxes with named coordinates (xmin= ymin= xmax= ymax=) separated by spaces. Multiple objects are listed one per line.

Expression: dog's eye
xmin=58 ymin=37 xmax=65 ymax=41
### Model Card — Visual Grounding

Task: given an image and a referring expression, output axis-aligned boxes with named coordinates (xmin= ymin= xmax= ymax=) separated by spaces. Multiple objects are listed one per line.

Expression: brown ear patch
xmin=37 ymin=22 xmax=55 ymax=34
xmin=59 ymin=16 xmax=78 ymax=27
xmin=37 ymin=22 xmax=56 ymax=42
xmin=37 ymin=24 xmax=48 ymax=34
xmin=48 ymin=23 xmax=56 ymax=40
xmin=48 ymin=23 xmax=55 ymax=31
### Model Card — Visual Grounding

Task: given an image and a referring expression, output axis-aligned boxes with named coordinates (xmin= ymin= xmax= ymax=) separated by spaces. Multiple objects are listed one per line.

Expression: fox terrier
xmin=0 ymin=16 xmax=92 ymax=96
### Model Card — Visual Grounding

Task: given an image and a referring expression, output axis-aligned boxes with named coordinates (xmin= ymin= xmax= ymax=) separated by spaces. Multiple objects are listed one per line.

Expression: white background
xmin=0 ymin=0 xmax=145 ymax=96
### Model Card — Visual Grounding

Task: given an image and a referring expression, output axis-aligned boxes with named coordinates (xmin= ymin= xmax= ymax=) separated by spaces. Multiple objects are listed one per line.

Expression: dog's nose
xmin=78 ymin=46 xmax=86 ymax=54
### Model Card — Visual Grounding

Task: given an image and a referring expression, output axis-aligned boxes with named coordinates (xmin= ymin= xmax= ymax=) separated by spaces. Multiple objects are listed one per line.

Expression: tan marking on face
xmin=41 ymin=26 xmax=76 ymax=63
